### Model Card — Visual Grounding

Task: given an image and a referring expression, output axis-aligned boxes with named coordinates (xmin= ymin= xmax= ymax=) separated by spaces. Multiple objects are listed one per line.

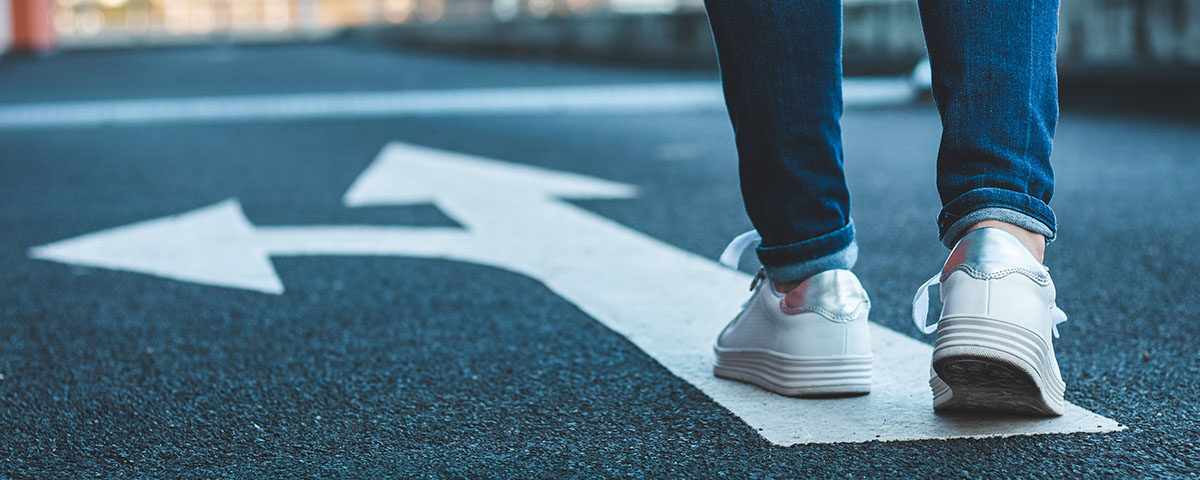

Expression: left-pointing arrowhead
xmin=29 ymin=199 xmax=284 ymax=294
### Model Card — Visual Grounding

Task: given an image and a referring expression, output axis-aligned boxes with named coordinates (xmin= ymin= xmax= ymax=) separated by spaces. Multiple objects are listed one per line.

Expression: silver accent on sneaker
xmin=941 ymin=227 xmax=1050 ymax=285
xmin=778 ymin=270 xmax=870 ymax=323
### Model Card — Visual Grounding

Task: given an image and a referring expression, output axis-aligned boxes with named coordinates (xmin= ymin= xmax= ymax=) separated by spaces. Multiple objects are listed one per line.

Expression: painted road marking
xmin=29 ymin=143 xmax=1123 ymax=445
xmin=0 ymin=79 xmax=917 ymax=129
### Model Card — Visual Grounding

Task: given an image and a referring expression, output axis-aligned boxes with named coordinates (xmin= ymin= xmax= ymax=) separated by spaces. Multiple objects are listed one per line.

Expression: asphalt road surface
xmin=1 ymin=42 xmax=1198 ymax=478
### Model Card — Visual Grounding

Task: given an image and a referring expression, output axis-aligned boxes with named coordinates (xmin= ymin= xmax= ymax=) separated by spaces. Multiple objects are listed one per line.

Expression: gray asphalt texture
xmin=1 ymin=42 xmax=1198 ymax=478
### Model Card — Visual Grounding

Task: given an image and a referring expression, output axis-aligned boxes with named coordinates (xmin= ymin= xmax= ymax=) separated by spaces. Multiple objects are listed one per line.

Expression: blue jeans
xmin=705 ymin=0 xmax=1060 ymax=283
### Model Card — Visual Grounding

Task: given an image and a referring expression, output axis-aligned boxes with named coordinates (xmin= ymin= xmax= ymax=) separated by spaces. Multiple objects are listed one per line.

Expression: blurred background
xmin=2 ymin=0 xmax=1198 ymax=84
xmin=27 ymin=0 xmax=703 ymax=40
xmin=8 ymin=0 xmax=706 ymax=49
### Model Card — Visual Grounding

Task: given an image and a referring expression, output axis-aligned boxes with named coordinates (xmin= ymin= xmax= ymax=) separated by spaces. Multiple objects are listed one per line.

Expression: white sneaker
xmin=714 ymin=232 xmax=873 ymax=396
xmin=912 ymin=227 xmax=1068 ymax=416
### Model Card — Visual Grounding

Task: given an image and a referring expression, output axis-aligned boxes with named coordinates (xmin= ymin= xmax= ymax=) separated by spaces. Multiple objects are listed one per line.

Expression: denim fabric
xmin=704 ymin=0 xmax=1060 ymax=283
xmin=758 ymin=221 xmax=858 ymax=283
xmin=919 ymin=0 xmax=1060 ymax=247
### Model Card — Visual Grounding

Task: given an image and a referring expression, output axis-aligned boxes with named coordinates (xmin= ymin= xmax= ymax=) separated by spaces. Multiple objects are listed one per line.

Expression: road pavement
xmin=0 ymin=42 xmax=1197 ymax=478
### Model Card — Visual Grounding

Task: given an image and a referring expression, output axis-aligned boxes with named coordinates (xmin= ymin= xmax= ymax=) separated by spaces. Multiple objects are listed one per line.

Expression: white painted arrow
xmin=28 ymin=199 xmax=478 ymax=295
xmin=29 ymin=142 xmax=1123 ymax=445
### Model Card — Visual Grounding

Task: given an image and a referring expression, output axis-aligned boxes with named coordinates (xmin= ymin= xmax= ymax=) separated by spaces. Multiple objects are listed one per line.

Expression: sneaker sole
xmin=713 ymin=346 xmax=872 ymax=397
xmin=930 ymin=316 xmax=1065 ymax=416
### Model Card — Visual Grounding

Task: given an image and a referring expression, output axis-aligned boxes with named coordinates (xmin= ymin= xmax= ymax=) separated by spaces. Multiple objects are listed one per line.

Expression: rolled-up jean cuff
xmin=939 ymin=188 xmax=1056 ymax=249
xmin=756 ymin=221 xmax=858 ymax=284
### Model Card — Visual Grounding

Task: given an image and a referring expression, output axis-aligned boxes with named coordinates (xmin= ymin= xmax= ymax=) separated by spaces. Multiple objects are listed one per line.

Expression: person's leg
xmin=918 ymin=0 xmax=1060 ymax=251
xmin=704 ymin=0 xmax=855 ymax=285
xmin=915 ymin=0 xmax=1066 ymax=415
xmin=706 ymin=0 xmax=873 ymax=398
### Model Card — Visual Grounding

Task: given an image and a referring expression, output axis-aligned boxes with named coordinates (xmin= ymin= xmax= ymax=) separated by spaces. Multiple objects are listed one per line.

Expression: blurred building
xmin=2 ymin=0 xmax=1196 ymax=78
xmin=38 ymin=0 xmax=702 ymax=43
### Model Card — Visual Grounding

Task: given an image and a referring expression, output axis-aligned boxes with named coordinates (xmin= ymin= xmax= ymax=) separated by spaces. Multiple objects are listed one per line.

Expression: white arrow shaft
xmin=256 ymin=225 xmax=476 ymax=259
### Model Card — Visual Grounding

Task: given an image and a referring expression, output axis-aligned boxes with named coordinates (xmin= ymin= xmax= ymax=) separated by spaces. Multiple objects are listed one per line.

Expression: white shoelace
xmin=719 ymin=230 xmax=762 ymax=269
xmin=719 ymin=229 xmax=766 ymax=298
xmin=911 ymin=273 xmax=1068 ymax=338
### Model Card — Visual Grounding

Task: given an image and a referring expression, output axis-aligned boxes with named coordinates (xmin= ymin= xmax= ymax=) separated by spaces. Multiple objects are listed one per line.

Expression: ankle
xmin=773 ymin=281 xmax=800 ymax=295
xmin=962 ymin=220 xmax=1046 ymax=263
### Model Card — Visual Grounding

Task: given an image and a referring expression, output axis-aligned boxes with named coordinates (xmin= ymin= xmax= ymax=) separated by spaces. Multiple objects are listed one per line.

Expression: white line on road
xmin=29 ymin=142 xmax=1123 ymax=445
xmin=0 ymin=79 xmax=919 ymax=129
